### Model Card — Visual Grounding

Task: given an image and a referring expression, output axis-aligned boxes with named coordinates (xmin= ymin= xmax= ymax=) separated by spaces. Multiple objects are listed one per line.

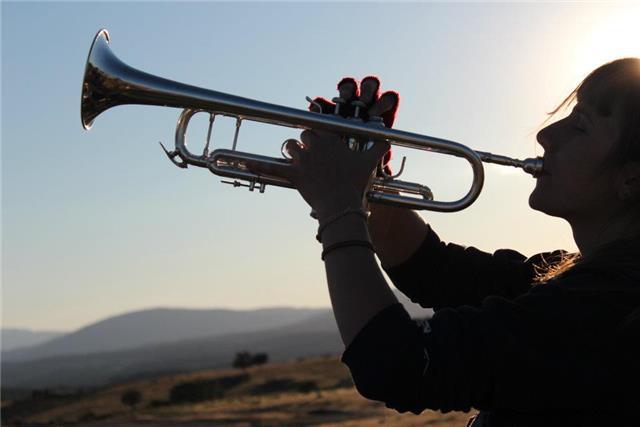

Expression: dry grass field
xmin=2 ymin=355 xmax=475 ymax=426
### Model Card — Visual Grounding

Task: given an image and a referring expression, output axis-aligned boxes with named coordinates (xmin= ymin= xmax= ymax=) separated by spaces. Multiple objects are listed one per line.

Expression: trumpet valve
xmin=220 ymin=179 xmax=267 ymax=194
xmin=331 ymin=97 xmax=347 ymax=115
xmin=351 ymin=100 xmax=366 ymax=119
xmin=367 ymin=116 xmax=384 ymax=126
xmin=221 ymin=179 xmax=267 ymax=194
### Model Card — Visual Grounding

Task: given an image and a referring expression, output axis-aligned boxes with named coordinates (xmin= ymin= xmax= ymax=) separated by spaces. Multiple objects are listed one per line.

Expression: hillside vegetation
xmin=2 ymin=355 xmax=474 ymax=426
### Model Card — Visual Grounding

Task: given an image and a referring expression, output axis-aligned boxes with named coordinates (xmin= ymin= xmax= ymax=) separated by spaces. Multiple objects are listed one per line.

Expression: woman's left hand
xmin=247 ymin=130 xmax=390 ymax=221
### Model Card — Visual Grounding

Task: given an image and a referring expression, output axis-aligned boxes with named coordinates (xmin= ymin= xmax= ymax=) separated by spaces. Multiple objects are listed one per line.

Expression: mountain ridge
xmin=1 ymin=329 xmax=66 ymax=352
xmin=2 ymin=307 xmax=328 ymax=362
xmin=2 ymin=293 xmax=431 ymax=390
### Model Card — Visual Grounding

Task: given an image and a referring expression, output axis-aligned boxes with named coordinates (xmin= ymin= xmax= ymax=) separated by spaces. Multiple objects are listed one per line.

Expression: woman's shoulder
xmin=551 ymin=261 xmax=640 ymax=293
xmin=534 ymin=236 xmax=640 ymax=291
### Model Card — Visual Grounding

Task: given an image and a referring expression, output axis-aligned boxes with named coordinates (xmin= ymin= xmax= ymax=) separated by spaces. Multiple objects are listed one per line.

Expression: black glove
xmin=308 ymin=76 xmax=399 ymax=176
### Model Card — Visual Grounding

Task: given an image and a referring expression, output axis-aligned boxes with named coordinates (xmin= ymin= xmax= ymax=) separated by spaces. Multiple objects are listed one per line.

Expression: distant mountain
xmin=2 ymin=307 xmax=327 ymax=362
xmin=1 ymin=329 xmax=66 ymax=352
xmin=4 ymin=293 xmax=431 ymax=364
xmin=1 ymin=294 xmax=432 ymax=390
xmin=2 ymin=322 xmax=342 ymax=389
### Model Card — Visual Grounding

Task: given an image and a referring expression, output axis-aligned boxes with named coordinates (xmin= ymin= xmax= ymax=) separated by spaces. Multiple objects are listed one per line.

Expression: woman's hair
xmin=548 ymin=57 xmax=640 ymax=169
xmin=536 ymin=58 xmax=640 ymax=282
xmin=534 ymin=252 xmax=580 ymax=283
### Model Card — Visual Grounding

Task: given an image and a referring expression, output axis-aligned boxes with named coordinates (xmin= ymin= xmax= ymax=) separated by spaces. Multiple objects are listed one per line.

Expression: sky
xmin=2 ymin=1 xmax=640 ymax=331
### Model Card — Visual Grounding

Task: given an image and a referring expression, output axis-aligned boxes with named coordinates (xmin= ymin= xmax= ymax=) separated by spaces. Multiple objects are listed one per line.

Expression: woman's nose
xmin=536 ymin=125 xmax=552 ymax=152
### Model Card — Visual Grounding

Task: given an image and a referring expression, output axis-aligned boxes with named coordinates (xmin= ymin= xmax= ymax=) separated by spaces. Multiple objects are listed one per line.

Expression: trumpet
xmin=81 ymin=29 xmax=543 ymax=212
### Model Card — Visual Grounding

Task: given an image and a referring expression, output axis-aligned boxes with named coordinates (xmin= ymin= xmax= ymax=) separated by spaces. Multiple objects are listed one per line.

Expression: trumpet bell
xmin=81 ymin=29 xmax=116 ymax=130
xmin=81 ymin=28 xmax=214 ymax=130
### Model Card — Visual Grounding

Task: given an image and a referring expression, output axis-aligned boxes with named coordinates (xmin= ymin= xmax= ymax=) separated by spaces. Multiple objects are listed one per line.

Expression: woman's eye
xmin=573 ymin=115 xmax=587 ymax=132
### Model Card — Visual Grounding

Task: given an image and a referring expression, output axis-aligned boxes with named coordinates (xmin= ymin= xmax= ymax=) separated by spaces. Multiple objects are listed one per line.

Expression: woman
xmin=249 ymin=58 xmax=640 ymax=426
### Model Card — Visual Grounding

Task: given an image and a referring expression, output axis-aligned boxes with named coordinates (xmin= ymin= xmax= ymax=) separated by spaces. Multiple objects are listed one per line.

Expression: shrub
xmin=232 ymin=351 xmax=269 ymax=369
xmin=251 ymin=353 xmax=268 ymax=366
xmin=121 ymin=389 xmax=142 ymax=409
xmin=332 ymin=377 xmax=354 ymax=389
xmin=169 ymin=374 xmax=249 ymax=404
xmin=232 ymin=351 xmax=253 ymax=369
xmin=249 ymin=378 xmax=318 ymax=396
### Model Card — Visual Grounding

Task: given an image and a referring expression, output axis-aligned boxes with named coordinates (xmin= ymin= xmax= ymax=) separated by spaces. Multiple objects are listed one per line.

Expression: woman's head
xmin=575 ymin=58 xmax=640 ymax=169
xmin=529 ymin=58 xmax=640 ymax=226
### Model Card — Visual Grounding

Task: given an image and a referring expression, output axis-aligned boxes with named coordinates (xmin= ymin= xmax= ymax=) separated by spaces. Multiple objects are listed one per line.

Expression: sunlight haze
xmin=2 ymin=2 xmax=639 ymax=331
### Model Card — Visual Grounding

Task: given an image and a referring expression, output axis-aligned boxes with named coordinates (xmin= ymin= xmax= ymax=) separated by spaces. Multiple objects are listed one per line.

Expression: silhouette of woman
xmin=249 ymin=59 xmax=640 ymax=426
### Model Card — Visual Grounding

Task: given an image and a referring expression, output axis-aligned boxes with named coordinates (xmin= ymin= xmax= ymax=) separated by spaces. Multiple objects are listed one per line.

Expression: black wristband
xmin=321 ymin=240 xmax=375 ymax=261
xmin=316 ymin=208 xmax=370 ymax=243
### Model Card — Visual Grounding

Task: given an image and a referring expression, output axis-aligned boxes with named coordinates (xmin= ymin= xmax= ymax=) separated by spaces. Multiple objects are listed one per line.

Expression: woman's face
xmin=529 ymin=100 xmax=622 ymax=222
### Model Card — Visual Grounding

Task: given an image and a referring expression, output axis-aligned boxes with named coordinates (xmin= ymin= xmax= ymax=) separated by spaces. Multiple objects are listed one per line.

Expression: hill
xmin=2 ymin=293 xmax=432 ymax=390
xmin=2 ymin=355 xmax=474 ymax=426
xmin=3 ymin=307 xmax=328 ymax=362
xmin=1 ymin=329 xmax=65 ymax=352
xmin=2 ymin=326 xmax=342 ymax=390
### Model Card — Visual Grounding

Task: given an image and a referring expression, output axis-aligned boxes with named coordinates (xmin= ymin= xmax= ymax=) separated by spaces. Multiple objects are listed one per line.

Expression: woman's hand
xmin=284 ymin=130 xmax=390 ymax=220
xmin=246 ymin=77 xmax=399 ymax=220
xmin=308 ymin=76 xmax=399 ymax=177
xmin=247 ymin=129 xmax=389 ymax=220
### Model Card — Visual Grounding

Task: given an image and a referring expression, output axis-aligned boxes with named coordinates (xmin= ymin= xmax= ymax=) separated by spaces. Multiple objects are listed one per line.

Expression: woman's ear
xmin=616 ymin=162 xmax=640 ymax=202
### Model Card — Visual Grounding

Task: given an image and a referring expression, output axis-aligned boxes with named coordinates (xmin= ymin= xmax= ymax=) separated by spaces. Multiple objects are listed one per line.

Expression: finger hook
xmin=380 ymin=156 xmax=406 ymax=180
xmin=159 ymin=141 xmax=188 ymax=169
xmin=306 ymin=96 xmax=323 ymax=113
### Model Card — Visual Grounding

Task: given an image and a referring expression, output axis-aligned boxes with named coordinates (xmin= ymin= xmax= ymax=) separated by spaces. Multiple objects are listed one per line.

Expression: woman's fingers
xmin=310 ymin=77 xmax=399 ymax=125
xmin=335 ymin=77 xmax=358 ymax=118
xmin=246 ymin=140 xmax=303 ymax=181
xmin=302 ymin=128 xmax=388 ymax=169
xmin=300 ymin=129 xmax=315 ymax=149
xmin=359 ymin=76 xmax=381 ymax=108
xmin=284 ymin=138 xmax=305 ymax=161
xmin=337 ymin=77 xmax=358 ymax=103
xmin=365 ymin=140 xmax=392 ymax=163
xmin=308 ymin=97 xmax=335 ymax=114
xmin=300 ymin=129 xmax=343 ymax=152
xmin=369 ymin=91 xmax=400 ymax=128
xmin=245 ymin=158 xmax=296 ymax=181
xmin=368 ymin=91 xmax=398 ymax=116
xmin=308 ymin=76 xmax=398 ymax=128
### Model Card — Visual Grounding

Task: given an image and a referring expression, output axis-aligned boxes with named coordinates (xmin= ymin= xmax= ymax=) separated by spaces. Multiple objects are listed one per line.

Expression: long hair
xmin=534 ymin=253 xmax=581 ymax=284
xmin=547 ymin=58 xmax=640 ymax=170
xmin=535 ymin=58 xmax=640 ymax=281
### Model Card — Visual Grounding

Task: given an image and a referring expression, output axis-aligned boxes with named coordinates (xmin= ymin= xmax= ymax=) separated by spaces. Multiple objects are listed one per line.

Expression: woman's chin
xmin=529 ymin=187 xmax=555 ymax=216
xmin=528 ymin=185 xmax=543 ymax=209
xmin=528 ymin=194 xmax=543 ymax=212
xmin=529 ymin=190 xmax=568 ymax=219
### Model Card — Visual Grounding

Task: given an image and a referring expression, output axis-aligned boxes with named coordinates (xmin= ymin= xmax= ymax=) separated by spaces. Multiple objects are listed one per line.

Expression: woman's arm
xmin=368 ymin=201 xmax=537 ymax=309
xmin=341 ymin=271 xmax=629 ymax=415
xmin=319 ymin=210 xmax=399 ymax=346
xmin=367 ymin=202 xmax=429 ymax=267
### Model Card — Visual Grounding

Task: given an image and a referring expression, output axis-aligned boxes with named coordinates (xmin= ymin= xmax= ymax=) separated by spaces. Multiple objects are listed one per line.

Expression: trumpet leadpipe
xmin=476 ymin=152 xmax=544 ymax=177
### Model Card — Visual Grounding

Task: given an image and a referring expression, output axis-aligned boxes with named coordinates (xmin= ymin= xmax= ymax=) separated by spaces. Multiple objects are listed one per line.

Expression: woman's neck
xmin=570 ymin=210 xmax=640 ymax=257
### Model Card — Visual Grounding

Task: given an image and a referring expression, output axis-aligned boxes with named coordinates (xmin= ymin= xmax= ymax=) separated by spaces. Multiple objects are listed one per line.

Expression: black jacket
xmin=341 ymin=226 xmax=640 ymax=426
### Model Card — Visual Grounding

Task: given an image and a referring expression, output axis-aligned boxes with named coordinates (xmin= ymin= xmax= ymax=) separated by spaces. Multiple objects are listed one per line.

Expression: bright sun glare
xmin=572 ymin=4 xmax=640 ymax=81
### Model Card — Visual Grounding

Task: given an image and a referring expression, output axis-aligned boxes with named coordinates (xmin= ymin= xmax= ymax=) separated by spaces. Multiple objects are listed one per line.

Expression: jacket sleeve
xmin=382 ymin=225 xmax=564 ymax=309
xmin=341 ymin=276 xmax=617 ymax=415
